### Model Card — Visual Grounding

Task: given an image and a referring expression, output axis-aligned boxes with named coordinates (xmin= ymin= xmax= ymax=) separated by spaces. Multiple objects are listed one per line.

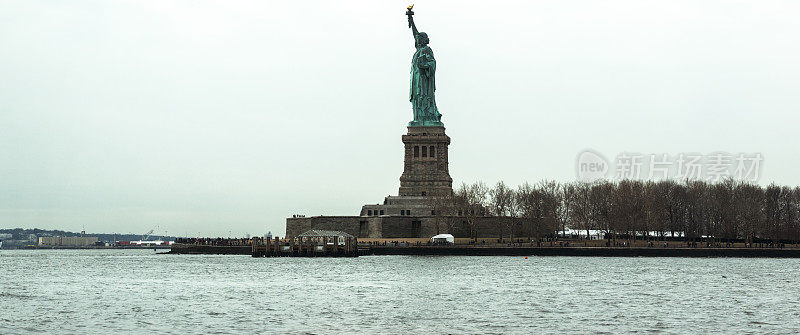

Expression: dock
xmin=250 ymin=231 xmax=359 ymax=257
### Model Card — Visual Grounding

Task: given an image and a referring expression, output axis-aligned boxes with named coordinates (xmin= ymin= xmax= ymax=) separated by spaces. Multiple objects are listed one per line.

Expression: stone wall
xmin=361 ymin=196 xmax=433 ymax=217
xmin=286 ymin=215 xmax=531 ymax=239
xmin=285 ymin=216 xmax=362 ymax=238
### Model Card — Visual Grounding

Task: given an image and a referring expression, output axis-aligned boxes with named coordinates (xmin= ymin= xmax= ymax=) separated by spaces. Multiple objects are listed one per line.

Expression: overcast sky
xmin=1 ymin=0 xmax=799 ymax=237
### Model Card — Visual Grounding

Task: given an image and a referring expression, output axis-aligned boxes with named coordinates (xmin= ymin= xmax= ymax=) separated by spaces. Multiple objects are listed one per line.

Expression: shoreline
xmin=368 ymin=246 xmax=800 ymax=258
xmin=2 ymin=246 xmax=172 ymax=250
xmin=167 ymin=243 xmax=800 ymax=258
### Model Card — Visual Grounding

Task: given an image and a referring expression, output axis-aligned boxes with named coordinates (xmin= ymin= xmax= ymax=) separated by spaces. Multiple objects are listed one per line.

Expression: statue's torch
xmin=406 ymin=4 xmax=414 ymax=27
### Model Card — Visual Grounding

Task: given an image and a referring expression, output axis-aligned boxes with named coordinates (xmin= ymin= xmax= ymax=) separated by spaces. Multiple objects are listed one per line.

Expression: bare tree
xmin=455 ymin=182 xmax=489 ymax=242
xmin=516 ymin=182 xmax=544 ymax=245
xmin=710 ymin=179 xmax=736 ymax=243
xmin=571 ymin=182 xmax=592 ymax=240
xmin=685 ymin=180 xmax=708 ymax=243
xmin=612 ymin=180 xmax=645 ymax=246
xmin=783 ymin=187 xmax=800 ymax=243
xmin=793 ymin=187 xmax=800 ymax=243
xmin=539 ymin=180 xmax=561 ymax=238
xmin=450 ymin=178 xmax=800 ymax=246
xmin=489 ymin=181 xmax=513 ymax=216
xmin=559 ymin=183 xmax=576 ymax=239
xmin=425 ymin=193 xmax=456 ymax=235
xmin=644 ymin=180 xmax=670 ymax=240
xmin=763 ymin=183 xmax=782 ymax=245
xmin=733 ymin=181 xmax=761 ymax=246
xmin=589 ymin=181 xmax=614 ymax=242
xmin=666 ymin=180 xmax=687 ymax=240
xmin=489 ymin=181 xmax=515 ymax=240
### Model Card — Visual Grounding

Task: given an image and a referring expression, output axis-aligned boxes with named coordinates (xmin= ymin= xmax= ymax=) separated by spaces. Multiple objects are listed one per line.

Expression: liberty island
xmin=160 ymin=6 xmax=800 ymax=257
xmin=276 ymin=7 xmax=800 ymax=251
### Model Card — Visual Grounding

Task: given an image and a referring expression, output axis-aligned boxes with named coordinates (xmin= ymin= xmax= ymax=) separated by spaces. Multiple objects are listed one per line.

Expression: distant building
xmin=38 ymin=236 xmax=98 ymax=247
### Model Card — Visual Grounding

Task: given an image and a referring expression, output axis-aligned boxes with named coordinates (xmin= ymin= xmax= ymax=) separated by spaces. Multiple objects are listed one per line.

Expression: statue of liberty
xmin=406 ymin=5 xmax=444 ymax=127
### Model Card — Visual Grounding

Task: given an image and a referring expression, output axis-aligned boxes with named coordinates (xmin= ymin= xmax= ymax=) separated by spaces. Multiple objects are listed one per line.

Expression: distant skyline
xmin=2 ymin=0 xmax=799 ymax=237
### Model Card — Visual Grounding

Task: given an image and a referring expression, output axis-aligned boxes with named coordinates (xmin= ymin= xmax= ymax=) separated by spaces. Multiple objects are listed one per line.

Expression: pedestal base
xmin=398 ymin=126 xmax=453 ymax=197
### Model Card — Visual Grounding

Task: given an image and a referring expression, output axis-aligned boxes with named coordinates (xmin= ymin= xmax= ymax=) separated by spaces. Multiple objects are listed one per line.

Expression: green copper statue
xmin=406 ymin=5 xmax=444 ymax=127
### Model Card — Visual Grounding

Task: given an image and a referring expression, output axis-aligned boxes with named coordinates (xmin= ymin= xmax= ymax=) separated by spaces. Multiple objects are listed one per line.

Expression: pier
xmin=250 ymin=230 xmax=359 ymax=257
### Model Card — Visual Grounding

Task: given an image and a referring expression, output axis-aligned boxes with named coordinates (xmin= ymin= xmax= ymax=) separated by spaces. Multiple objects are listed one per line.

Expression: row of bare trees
xmin=429 ymin=179 xmax=800 ymax=244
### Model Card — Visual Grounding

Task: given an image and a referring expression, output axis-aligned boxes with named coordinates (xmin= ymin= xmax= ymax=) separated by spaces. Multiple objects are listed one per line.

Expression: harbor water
xmin=1 ymin=249 xmax=799 ymax=333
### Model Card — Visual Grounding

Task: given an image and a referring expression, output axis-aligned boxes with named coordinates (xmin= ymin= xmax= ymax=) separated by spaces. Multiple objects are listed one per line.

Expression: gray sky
xmin=2 ymin=0 xmax=799 ymax=237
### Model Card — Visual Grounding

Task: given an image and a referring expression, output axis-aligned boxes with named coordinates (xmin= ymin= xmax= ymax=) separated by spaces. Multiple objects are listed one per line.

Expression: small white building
xmin=431 ymin=234 xmax=454 ymax=244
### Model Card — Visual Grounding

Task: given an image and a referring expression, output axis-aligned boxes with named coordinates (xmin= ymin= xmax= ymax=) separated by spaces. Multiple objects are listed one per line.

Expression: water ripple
xmin=1 ymin=250 xmax=799 ymax=333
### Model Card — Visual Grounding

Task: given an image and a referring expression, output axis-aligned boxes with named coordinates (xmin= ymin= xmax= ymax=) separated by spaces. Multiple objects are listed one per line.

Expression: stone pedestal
xmin=398 ymin=126 xmax=453 ymax=197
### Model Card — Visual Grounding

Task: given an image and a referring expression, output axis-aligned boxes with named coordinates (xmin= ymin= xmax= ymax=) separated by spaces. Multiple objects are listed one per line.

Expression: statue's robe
xmin=410 ymin=45 xmax=442 ymax=124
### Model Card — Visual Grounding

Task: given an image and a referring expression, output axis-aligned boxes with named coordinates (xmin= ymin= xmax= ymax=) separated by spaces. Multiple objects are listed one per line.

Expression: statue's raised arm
xmin=406 ymin=5 xmax=419 ymax=38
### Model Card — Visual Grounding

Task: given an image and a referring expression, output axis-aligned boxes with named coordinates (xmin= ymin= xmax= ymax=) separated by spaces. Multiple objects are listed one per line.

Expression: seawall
xmin=168 ymin=243 xmax=800 ymax=258
xmin=169 ymin=244 xmax=250 ymax=255
xmin=368 ymin=246 xmax=800 ymax=258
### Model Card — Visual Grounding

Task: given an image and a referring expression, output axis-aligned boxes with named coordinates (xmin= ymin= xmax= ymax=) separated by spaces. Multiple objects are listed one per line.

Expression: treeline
xmin=427 ymin=179 xmax=800 ymax=244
